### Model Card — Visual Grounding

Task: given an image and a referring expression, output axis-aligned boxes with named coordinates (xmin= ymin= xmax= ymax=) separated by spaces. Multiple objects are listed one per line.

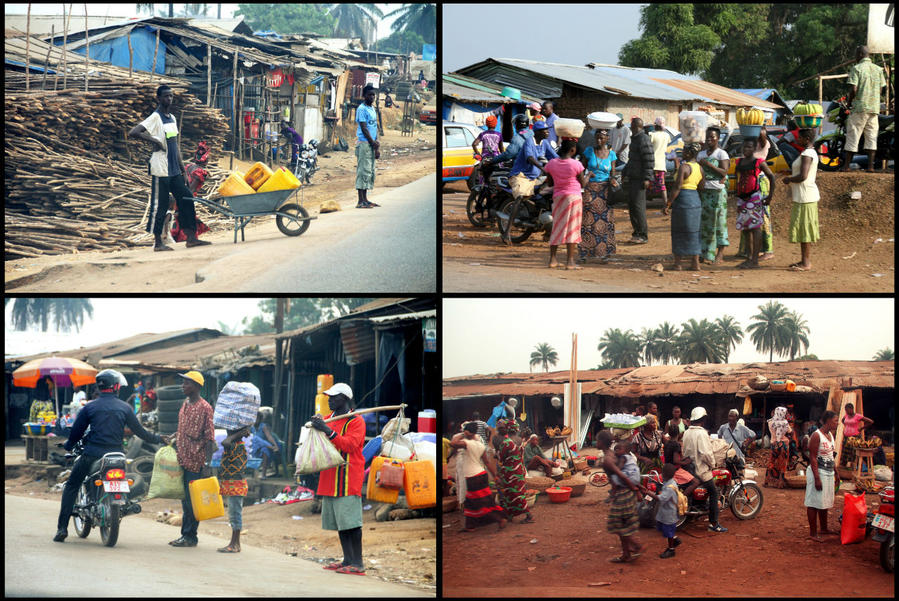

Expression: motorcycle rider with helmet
xmin=490 ymin=113 xmax=533 ymax=167
xmin=54 ymin=369 xmax=172 ymax=542
xmin=682 ymin=406 xmax=729 ymax=533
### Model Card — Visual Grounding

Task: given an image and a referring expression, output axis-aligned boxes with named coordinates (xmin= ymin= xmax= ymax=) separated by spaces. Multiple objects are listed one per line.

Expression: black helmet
xmin=95 ymin=369 xmax=127 ymax=391
xmin=513 ymin=113 xmax=530 ymax=131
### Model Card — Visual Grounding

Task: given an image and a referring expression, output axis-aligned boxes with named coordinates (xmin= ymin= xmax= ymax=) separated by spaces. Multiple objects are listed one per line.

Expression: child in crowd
xmin=733 ymin=138 xmax=776 ymax=270
xmin=611 ymin=438 xmax=641 ymax=488
xmin=472 ymin=115 xmax=504 ymax=160
xmin=597 ymin=431 xmax=644 ymax=563
xmin=218 ymin=425 xmax=251 ymax=553
xmin=664 ymin=423 xmax=701 ymax=497
xmin=645 ymin=462 xmax=682 ymax=558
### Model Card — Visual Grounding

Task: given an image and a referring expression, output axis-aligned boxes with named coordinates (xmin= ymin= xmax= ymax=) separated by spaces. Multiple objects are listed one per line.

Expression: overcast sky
xmin=4 ymin=4 xmax=405 ymax=40
xmin=443 ymin=3 xmax=644 ymax=73
xmin=5 ymin=297 xmax=266 ymax=357
xmin=443 ymin=297 xmax=895 ymax=378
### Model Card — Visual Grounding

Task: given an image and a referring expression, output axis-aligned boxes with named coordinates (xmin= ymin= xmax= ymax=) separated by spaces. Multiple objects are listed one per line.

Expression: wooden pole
xmin=53 ymin=23 xmax=59 ymax=91
xmin=62 ymin=4 xmax=71 ymax=90
xmin=150 ymin=27 xmax=160 ymax=81
xmin=25 ymin=3 xmax=31 ymax=92
xmin=127 ymin=31 xmax=133 ymax=78
xmin=42 ymin=25 xmax=55 ymax=91
xmin=84 ymin=4 xmax=89 ymax=92
xmin=207 ymin=43 xmax=212 ymax=106
xmin=232 ymin=51 xmax=239 ymax=163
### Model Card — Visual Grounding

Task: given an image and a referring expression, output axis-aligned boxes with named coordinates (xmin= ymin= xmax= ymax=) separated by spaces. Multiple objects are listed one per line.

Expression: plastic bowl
xmin=23 ymin=423 xmax=50 ymax=435
xmin=586 ymin=111 xmax=620 ymax=130
xmin=546 ymin=486 xmax=572 ymax=503
xmin=738 ymin=124 xmax=762 ymax=138
xmin=794 ymin=115 xmax=822 ymax=128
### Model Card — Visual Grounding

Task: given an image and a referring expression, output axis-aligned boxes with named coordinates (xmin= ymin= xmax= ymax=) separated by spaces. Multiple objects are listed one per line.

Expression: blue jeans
xmin=180 ymin=469 xmax=203 ymax=541
xmin=226 ymin=496 xmax=243 ymax=531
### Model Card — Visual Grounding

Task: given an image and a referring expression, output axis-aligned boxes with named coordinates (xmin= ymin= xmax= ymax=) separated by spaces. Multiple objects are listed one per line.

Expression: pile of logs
xmin=5 ymin=73 xmax=233 ymax=259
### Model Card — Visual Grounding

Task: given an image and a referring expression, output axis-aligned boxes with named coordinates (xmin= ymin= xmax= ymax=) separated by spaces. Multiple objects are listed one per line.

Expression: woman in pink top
xmin=841 ymin=402 xmax=872 ymax=437
xmin=544 ymin=139 xmax=589 ymax=270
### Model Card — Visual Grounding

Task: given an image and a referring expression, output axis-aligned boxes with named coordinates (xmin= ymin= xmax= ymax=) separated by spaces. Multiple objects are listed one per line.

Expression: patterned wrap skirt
xmin=607 ymin=486 xmax=640 ymax=537
xmin=736 ymin=191 xmax=766 ymax=231
xmin=464 ymin=471 xmax=506 ymax=529
xmin=671 ymin=188 xmax=701 ymax=256
xmin=765 ymin=440 xmax=789 ymax=488
xmin=497 ymin=440 xmax=530 ymax=517
xmin=579 ymin=181 xmax=616 ymax=259
xmin=548 ymin=193 xmax=583 ymax=246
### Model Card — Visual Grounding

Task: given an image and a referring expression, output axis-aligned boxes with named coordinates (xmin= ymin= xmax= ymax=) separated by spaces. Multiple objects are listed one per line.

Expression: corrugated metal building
xmin=441 ymin=72 xmax=543 ymax=138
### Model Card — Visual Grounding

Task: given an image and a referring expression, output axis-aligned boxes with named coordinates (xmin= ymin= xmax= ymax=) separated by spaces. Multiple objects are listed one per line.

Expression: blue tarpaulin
xmin=56 ymin=26 xmax=166 ymax=74
xmin=422 ymin=44 xmax=436 ymax=61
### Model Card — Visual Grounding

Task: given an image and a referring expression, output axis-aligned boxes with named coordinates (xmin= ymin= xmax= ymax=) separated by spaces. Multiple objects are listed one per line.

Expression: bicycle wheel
xmin=276 ymin=203 xmax=311 ymax=237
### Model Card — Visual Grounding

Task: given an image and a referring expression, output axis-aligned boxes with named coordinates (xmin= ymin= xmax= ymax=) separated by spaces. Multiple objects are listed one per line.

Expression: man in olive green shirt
xmin=841 ymin=45 xmax=887 ymax=173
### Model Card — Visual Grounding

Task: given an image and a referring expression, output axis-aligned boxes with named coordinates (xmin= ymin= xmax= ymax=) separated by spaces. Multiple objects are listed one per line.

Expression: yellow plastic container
xmin=367 ymin=456 xmax=400 ymax=504
xmin=316 ymin=374 xmax=334 ymax=394
xmin=314 ymin=393 xmax=330 ymax=416
xmin=188 ymin=476 xmax=225 ymax=521
xmin=257 ymin=167 xmax=301 ymax=193
xmin=217 ymin=171 xmax=256 ymax=197
xmin=402 ymin=460 xmax=437 ymax=509
xmin=243 ymin=162 xmax=273 ymax=190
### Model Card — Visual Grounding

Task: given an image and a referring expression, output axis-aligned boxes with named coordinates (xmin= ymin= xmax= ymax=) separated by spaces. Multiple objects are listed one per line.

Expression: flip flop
xmin=789 ymin=264 xmax=811 ymax=271
xmin=609 ymin=555 xmax=633 ymax=563
xmin=323 ymin=561 xmax=345 ymax=570
xmin=217 ymin=546 xmax=240 ymax=553
xmin=336 ymin=565 xmax=366 ymax=576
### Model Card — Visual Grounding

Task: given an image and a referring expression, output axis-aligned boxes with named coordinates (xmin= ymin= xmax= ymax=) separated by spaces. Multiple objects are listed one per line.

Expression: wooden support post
xmin=84 ymin=4 xmax=89 ymax=92
xmin=25 ymin=3 xmax=31 ymax=92
xmin=150 ymin=27 xmax=160 ymax=81
xmin=127 ymin=31 xmax=133 ymax=78
xmin=834 ymin=390 xmax=853 ymax=469
xmin=273 ymin=337 xmax=283 ymax=421
xmin=62 ymin=4 xmax=70 ymax=90
xmin=207 ymin=43 xmax=212 ymax=106
xmin=232 ymin=51 xmax=238 ymax=163
xmin=42 ymin=25 xmax=54 ymax=91
xmin=286 ymin=339 xmax=297 ymax=461
xmin=53 ymin=23 xmax=59 ymax=91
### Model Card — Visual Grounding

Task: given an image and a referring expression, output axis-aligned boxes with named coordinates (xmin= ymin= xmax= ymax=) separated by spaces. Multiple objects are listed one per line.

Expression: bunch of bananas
xmin=736 ymin=108 xmax=765 ymax=126
xmin=847 ymin=435 xmax=882 ymax=448
xmin=545 ymin=425 xmax=573 ymax=437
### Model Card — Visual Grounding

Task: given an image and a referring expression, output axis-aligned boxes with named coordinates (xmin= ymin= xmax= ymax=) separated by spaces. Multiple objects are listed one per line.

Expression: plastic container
xmin=554 ymin=118 xmax=585 ymax=139
xmin=546 ymin=486 xmax=572 ymax=503
xmin=367 ymin=456 xmax=400 ymax=504
xmin=402 ymin=459 xmax=436 ymax=509
xmin=679 ymin=111 xmax=709 ymax=143
xmin=23 ymin=423 xmax=50 ymax=435
xmin=794 ymin=115 xmax=822 ymax=128
xmin=244 ymin=162 xmax=273 ymax=190
xmin=418 ymin=409 xmax=436 ymax=434
xmin=316 ymin=374 xmax=334 ymax=394
xmin=188 ymin=476 xmax=225 ymax=521
xmin=217 ymin=171 xmax=256 ymax=197
xmin=314 ymin=393 xmax=330 ymax=416
xmin=257 ymin=167 xmax=301 ymax=193
xmin=586 ymin=111 xmax=620 ymax=130
xmin=738 ymin=124 xmax=762 ymax=138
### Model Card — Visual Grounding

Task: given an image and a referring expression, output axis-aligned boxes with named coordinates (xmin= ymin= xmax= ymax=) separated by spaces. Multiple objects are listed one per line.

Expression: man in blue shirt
xmin=510 ymin=120 xmax=558 ymax=187
xmin=717 ymin=409 xmax=756 ymax=464
xmin=492 ymin=113 xmax=532 ymax=165
xmin=541 ymin=101 xmax=559 ymax=146
xmin=54 ymin=369 xmax=169 ymax=542
xmin=355 ymin=84 xmax=380 ymax=209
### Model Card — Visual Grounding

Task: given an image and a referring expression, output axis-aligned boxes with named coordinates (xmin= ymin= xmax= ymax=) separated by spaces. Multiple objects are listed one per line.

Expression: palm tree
xmin=653 ymin=322 xmax=680 ymax=365
xmin=7 ymin=298 xmax=94 ymax=332
xmin=529 ymin=343 xmax=559 ymax=373
xmin=873 ymin=348 xmax=894 ymax=361
xmin=783 ymin=310 xmax=810 ymax=361
xmin=676 ymin=318 xmax=726 ymax=364
xmin=747 ymin=300 xmax=791 ymax=363
xmin=386 ymin=3 xmax=436 ymax=43
xmin=327 ymin=4 xmax=384 ymax=48
xmin=714 ymin=315 xmax=744 ymax=363
xmin=640 ymin=327 xmax=658 ymax=366
xmin=597 ymin=329 xmax=643 ymax=369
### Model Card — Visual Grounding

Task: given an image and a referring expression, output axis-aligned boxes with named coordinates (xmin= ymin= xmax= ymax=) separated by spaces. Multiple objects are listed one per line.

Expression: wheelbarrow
xmin=190 ymin=188 xmax=316 ymax=243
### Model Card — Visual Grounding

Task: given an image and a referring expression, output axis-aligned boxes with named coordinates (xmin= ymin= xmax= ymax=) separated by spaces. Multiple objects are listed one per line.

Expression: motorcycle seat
xmin=877 ymin=114 xmax=894 ymax=128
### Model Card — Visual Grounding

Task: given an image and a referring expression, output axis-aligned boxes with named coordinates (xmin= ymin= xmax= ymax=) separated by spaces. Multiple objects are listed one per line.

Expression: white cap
xmin=323 ymin=383 xmax=353 ymax=400
xmin=690 ymin=406 xmax=707 ymax=421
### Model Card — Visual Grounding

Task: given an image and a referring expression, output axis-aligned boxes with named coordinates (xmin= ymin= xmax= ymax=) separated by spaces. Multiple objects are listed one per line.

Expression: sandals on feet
xmin=609 ymin=555 xmax=633 ymax=563
xmin=336 ymin=565 xmax=366 ymax=576
xmin=324 ymin=561 xmax=345 ymax=570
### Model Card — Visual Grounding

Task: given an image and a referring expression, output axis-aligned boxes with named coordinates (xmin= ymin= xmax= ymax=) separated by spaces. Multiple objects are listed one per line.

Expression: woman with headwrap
xmin=633 ymin=414 xmax=664 ymax=474
xmin=578 ymin=128 xmax=618 ymax=263
xmin=450 ymin=422 xmax=508 ymax=532
xmin=764 ymin=406 xmax=792 ymax=488
xmin=495 ymin=418 xmax=534 ymax=523
xmin=667 ymin=142 xmax=705 ymax=271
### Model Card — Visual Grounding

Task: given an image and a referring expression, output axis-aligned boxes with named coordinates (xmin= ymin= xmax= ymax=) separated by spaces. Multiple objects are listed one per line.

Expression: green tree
xmin=618 ymin=4 xmax=721 ymax=75
xmin=386 ymin=3 xmax=436 ymax=43
xmin=652 ymin=322 xmax=680 ymax=366
xmin=529 ymin=343 xmax=559 ymax=373
xmin=640 ymin=327 xmax=659 ymax=366
xmin=217 ymin=320 xmax=243 ymax=336
xmin=713 ymin=315 xmax=744 ymax=363
xmin=327 ymin=4 xmax=383 ymax=48
xmin=794 ymin=354 xmax=819 ymax=361
xmin=7 ymin=298 xmax=94 ymax=333
xmin=597 ymin=328 xmax=643 ymax=369
xmin=676 ymin=318 xmax=726 ymax=364
xmin=873 ymin=348 xmax=894 ymax=361
xmin=235 ymin=4 xmax=334 ymax=35
xmin=241 ymin=298 xmax=374 ymax=334
xmin=375 ymin=29 xmax=426 ymax=55
xmin=747 ymin=301 xmax=791 ymax=363
xmin=783 ymin=310 xmax=811 ymax=361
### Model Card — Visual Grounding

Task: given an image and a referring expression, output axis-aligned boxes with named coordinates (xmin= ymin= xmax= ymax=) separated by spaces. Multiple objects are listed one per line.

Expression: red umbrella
xmin=13 ymin=357 xmax=98 ymax=416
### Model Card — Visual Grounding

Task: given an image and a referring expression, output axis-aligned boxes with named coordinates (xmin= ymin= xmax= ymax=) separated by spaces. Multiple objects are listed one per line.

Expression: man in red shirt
xmin=170 ymin=370 xmax=216 ymax=548
xmin=311 ymin=383 xmax=366 ymax=575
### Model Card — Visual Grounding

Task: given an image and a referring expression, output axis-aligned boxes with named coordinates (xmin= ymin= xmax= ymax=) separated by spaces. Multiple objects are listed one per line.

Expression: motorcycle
xmin=637 ymin=452 xmax=764 ymax=529
xmin=814 ymin=97 xmax=894 ymax=171
xmin=871 ymin=485 xmax=894 ymax=573
xmin=465 ymin=156 xmax=513 ymax=228
xmin=60 ymin=440 xmax=141 ymax=547
xmin=293 ymin=139 xmax=319 ymax=184
xmin=494 ymin=173 xmax=555 ymax=244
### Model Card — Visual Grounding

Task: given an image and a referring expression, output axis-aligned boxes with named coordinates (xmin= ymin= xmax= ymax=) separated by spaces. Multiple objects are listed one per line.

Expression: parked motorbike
xmin=60 ymin=440 xmax=141 ymax=547
xmin=293 ymin=139 xmax=319 ymax=184
xmin=465 ymin=156 xmax=513 ymax=228
xmin=638 ymin=452 xmax=764 ymax=529
xmin=871 ymin=485 xmax=894 ymax=573
xmin=494 ymin=174 xmax=554 ymax=244
xmin=814 ymin=97 xmax=894 ymax=171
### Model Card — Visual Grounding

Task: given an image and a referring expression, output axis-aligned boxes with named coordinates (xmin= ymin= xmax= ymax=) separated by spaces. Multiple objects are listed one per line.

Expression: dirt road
xmin=442 ymin=171 xmax=894 ymax=293
xmin=442 ymin=462 xmax=894 ymax=598
xmin=5 ymin=129 xmax=435 ymax=293
xmin=5 ymin=495 xmax=430 ymax=597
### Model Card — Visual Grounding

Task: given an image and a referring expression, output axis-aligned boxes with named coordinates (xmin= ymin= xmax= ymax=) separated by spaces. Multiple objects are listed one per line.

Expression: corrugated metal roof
xmin=443 ymin=73 xmax=544 ymax=105
xmin=99 ymin=333 xmax=276 ymax=372
xmin=734 ymin=88 xmax=790 ymax=110
xmin=651 ymin=78 xmax=781 ymax=109
xmin=339 ymin=320 xmax=375 ymax=366
xmin=370 ymin=309 xmax=436 ymax=324
xmin=443 ymin=81 xmax=510 ymax=103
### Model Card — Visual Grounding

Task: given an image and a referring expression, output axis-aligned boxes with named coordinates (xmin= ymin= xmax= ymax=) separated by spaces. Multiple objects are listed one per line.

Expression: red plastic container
xmin=418 ymin=410 xmax=436 ymax=434
xmin=546 ymin=486 xmax=572 ymax=503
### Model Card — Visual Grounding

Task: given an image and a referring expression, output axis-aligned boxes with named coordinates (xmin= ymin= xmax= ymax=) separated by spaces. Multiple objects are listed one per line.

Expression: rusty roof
xmin=98 ymin=333 xmax=277 ymax=373
xmin=650 ymin=78 xmax=781 ymax=110
xmin=444 ymin=360 xmax=894 ymax=399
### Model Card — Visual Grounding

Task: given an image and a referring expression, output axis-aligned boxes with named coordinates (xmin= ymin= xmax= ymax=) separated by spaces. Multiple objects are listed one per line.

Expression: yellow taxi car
xmin=442 ymin=121 xmax=484 ymax=187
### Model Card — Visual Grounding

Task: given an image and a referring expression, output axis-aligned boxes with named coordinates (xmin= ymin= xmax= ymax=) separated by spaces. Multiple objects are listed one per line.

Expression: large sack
xmin=841 ymin=492 xmax=867 ymax=545
xmin=213 ymin=382 xmax=261 ymax=429
xmin=710 ymin=438 xmax=737 ymax=467
xmin=295 ymin=428 xmax=346 ymax=475
xmin=147 ymin=445 xmax=185 ymax=500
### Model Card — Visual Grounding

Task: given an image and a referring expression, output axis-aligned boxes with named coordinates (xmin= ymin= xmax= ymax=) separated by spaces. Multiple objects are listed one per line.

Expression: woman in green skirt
xmin=781 ymin=129 xmax=820 ymax=271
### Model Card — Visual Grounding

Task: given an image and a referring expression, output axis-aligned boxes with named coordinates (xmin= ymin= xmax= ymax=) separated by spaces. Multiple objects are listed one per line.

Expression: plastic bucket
xmin=738 ymin=124 xmax=762 ymax=138
xmin=679 ymin=111 xmax=709 ymax=143
xmin=554 ymin=118 xmax=585 ymax=139
xmin=418 ymin=409 xmax=436 ymax=434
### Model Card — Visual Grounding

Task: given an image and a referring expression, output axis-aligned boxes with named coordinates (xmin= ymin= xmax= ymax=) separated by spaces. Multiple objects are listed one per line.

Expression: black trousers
xmin=146 ymin=173 xmax=197 ymax=236
xmin=700 ymin=478 xmax=720 ymax=525
xmin=57 ymin=453 xmax=101 ymax=530
xmin=627 ymin=179 xmax=648 ymax=239
xmin=179 ymin=468 xmax=203 ymax=541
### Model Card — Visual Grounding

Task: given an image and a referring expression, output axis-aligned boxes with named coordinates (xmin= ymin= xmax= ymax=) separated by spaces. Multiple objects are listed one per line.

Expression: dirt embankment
xmin=442 ymin=171 xmax=894 ymax=293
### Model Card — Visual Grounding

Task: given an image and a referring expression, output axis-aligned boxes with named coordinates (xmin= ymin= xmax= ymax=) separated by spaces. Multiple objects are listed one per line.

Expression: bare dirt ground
xmin=5 ymin=125 xmax=436 ymax=291
xmin=5 ymin=466 xmax=436 ymax=593
xmin=442 ymin=451 xmax=894 ymax=597
xmin=442 ymin=171 xmax=894 ymax=293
